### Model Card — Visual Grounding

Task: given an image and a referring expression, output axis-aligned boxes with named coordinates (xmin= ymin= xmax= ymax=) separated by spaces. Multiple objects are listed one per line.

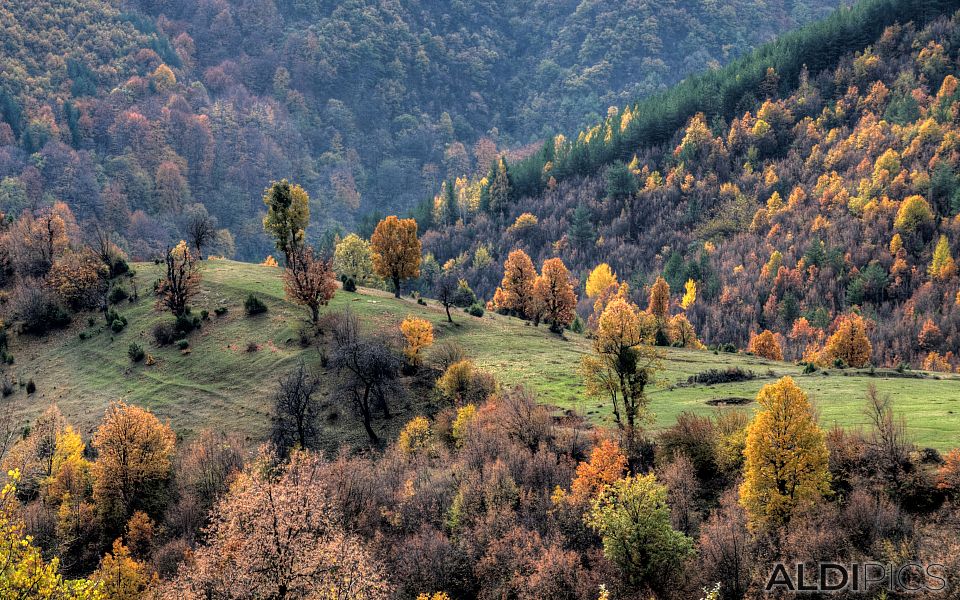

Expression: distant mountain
xmin=0 ymin=0 xmax=842 ymax=259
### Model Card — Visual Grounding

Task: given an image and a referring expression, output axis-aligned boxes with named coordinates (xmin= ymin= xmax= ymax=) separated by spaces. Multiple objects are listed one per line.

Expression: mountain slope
xmin=419 ymin=3 xmax=960 ymax=370
xmin=4 ymin=260 xmax=958 ymax=449
xmin=0 ymin=0 xmax=843 ymax=260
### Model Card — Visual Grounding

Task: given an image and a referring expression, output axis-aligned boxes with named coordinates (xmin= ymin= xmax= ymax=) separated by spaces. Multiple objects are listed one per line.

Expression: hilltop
xmin=4 ymin=259 xmax=958 ymax=449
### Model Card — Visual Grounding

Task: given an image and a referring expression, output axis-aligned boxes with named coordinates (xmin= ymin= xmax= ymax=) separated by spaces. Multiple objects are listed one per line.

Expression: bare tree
xmin=183 ymin=203 xmax=218 ymax=260
xmin=271 ymin=359 xmax=321 ymax=454
xmin=863 ymin=383 xmax=910 ymax=481
xmin=330 ymin=311 xmax=403 ymax=445
xmin=433 ymin=271 xmax=457 ymax=323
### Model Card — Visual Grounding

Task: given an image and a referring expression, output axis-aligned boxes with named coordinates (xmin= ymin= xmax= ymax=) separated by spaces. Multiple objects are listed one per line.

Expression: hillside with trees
xmin=0 ymin=0 xmax=844 ymax=260
xmin=419 ymin=0 xmax=960 ymax=370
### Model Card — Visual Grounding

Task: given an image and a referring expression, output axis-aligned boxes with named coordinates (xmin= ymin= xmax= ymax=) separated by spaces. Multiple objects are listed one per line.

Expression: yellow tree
xmin=370 ymin=216 xmax=421 ymax=298
xmin=647 ymin=276 xmax=670 ymax=320
xmin=262 ymin=180 xmax=310 ymax=266
xmin=820 ymin=313 xmax=872 ymax=368
xmin=585 ymin=264 xmax=617 ymax=298
xmin=581 ymin=299 xmax=661 ymax=442
xmin=929 ymin=235 xmax=956 ymax=281
xmin=400 ymin=317 xmax=434 ymax=367
xmin=739 ymin=377 xmax=830 ymax=529
xmin=1 ymin=471 xmax=102 ymax=599
xmin=680 ymin=279 xmax=696 ymax=310
xmin=499 ymin=249 xmax=538 ymax=319
xmin=91 ymin=539 xmax=152 ymax=600
xmin=533 ymin=257 xmax=578 ymax=333
xmin=91 ymin=402 xmax=175 ymax=536
xmin=333 ymin=233 xmax=374 ymax=285
xmin=748 ymin=330 xmax=783 ymax=361
xmin=668 ymin=314 xmax=702 ymax=349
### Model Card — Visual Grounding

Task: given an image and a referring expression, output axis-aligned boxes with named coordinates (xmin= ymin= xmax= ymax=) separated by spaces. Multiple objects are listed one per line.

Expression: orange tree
xmin=370 ymin=216 xmax=421 ymax=298
xmin=533 ymin=257 xmax=577 ymax=333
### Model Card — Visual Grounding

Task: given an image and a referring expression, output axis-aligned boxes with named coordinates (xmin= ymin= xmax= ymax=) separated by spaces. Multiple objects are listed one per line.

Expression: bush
xmin=108 ymin=286 xmax=129 ymax=304
xmin=803 ymin=362 xmax=817 ymax=374
xmin=153 ymin=321 xmax=177 ymax=346
xmin=176 ymin=339 xmax=189 ymax=350
xmin=1 ymin=380 xmax=13 ymax=397
xmin=128 ymin=343 xmax=145 ymax=362
xmin=175 ymin=314 xmax=201 ymax=335
xmin=104 ymin=308 xmax=127 ymax=327
xmin=111 ymin=319 xmax=125 ymax=333
xmin=719 ymin=343 xmax=737 ymax=353
xmin=246 ymin=340 xmax=259 ymax=352
xmin=452 ymin=280 xmax=478 ymax=308
xmin=244 ymin=294 xmax=267 ymax=315
xmin=26 ymin=379 xmax=35 ymax=394
xmin=200 ymin=309 xmax=209 ymax=320
xmin=12 ymin=284 xmax=71 ymax=335
xmin=467 ymin=303 xmax=484 ymax=317
xmin=214 ymin=306 xmax=228 ymax=316
xmin=342 ymin=276 xmax=357 ymax=292
xmin=687 ymin=368 xmax=755 ymax=385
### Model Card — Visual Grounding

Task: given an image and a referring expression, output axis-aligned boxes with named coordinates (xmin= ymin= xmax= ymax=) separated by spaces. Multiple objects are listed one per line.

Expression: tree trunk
xmin=445 ymin=304 xmax=452 ymax=323
xmin=310 ymin=304 xmax=319 ymax=324
xmin=393 ymin=275 xmax=401 ymax=298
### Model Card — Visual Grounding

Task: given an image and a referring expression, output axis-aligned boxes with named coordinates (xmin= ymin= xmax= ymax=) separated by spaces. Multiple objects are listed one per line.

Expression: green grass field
xmin=5 ymin=260 xmax=960 ymax=450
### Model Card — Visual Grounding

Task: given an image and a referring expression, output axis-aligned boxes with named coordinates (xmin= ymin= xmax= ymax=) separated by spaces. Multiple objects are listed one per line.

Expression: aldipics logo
xmin=765 ymin=563 xmax=947 ymax=594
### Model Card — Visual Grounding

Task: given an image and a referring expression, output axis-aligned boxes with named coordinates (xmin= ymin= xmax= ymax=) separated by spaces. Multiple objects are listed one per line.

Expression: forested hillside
xmin=420 ymin=0 xmax=960 ymax=369
xmin=0 ymin=0 xmax=843 ymax=259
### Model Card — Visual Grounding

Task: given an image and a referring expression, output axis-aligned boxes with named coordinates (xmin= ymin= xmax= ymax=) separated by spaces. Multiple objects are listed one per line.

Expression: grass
xmin=4 ymin=259 xmax=960 ymax=450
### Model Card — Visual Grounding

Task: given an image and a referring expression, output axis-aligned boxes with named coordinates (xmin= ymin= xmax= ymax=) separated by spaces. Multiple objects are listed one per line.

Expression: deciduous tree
xmin=272 ymin=359 xmax=321 ymax=455
xmin=820 ymin=313 xmax=872 ymax=368
xmin=400 ymin=317 xmax=434 ymax=367
xmin=647 ymin=276 xmax=670 ymax=320
xmin=262 ymin=179 xmax=310 ymax=266
xmin=499 ymin=249 xmax=537 ymax=319
xmin=532 ymin=257 xmax=577 ymax=333
xmin=585 ymin=264 xmax=617 ymax=299
xmin=748 ymin=330 xmax=783 ymax=360
xmin=333 ymin=233 xmax=374 ymax=286
xmin=739 ymin=377 xmax=830 ymax=529
xmin=157 ymin=241 xmax=200 ymax=316
xmin=282 ymin=246 xmax=336 ymax=324
xmin=370 ymin=216 xmax=421 ymax=298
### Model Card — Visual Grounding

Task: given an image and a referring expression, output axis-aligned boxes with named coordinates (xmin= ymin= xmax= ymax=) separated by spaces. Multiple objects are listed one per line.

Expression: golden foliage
xmin=647 ymin=276 xmax=670 ymax=320
xmin=370 ymin=216 xmax=421 ymax=297
xmin=820 ymin=313 xmax=872 ymax=368
xmin=739 ymin=377 xmax=830 ymax=529
xmin=586 ymin=263 xmax=617 ymax=299
xmin=397 ymin=416 xmax=433 ymax=455
xmin=400 ymin=317 xmax=434 ymax=366
xmin=533 ymin=257 xmax=577 ymax=333
xmin=499 ymin=249 xmax=538 ymax=319
xmin=748 ymin=330 xmax=783 ymax=361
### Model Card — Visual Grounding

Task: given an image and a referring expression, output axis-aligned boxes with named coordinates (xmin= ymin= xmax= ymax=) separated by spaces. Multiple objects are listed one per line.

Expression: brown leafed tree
xmin=371 ymin=216 xmax=421 ymax=298
xmin=162 ymin=451 xmax=389 ymax=599
xmin=47 ymin=248 xmax=109 ymax=310
xmin=500 ymin=249 xmax=537 ymax=320
xmin=158 ymin=240 xmax=201 ymax=316
xmin=748 ymin=329 xmax=783 ymax=361
xmin=647 ymin=276 xmax=670 ymax=320
xmin=91 ymin=401 xmax=176 ymax=536
xmin=282 ymin=245 xmax=337 ymax=323
xmin=532 ymin=257 xmax=577 ymax=333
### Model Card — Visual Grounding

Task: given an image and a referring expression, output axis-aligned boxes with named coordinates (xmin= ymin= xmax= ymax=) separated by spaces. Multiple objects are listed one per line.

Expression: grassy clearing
xmin=4 ymin=260 xmax=959 ymax=450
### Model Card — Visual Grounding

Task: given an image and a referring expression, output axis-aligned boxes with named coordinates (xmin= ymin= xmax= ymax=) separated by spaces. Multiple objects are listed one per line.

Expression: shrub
xmin=26 ymin=379 xmax=35 ymax=394
xmin=342 ymin=276 xmax=357 ymax=292
xmin=12 ymin=283 xmax=71 ymax=335
xmin=467 ymin=303 xmax=484 ymax=317
xmin=214 ymin=306 xmax=228 ymax=316
xmin=200 ymin=309 xmax=209 ymax=320
xmin=246 ymin=340 xmax=259 ymax=352
xmin=108 ymin=286 xmax=129 ymax=304
xmin=1 ymin=380 xmax=13 ymax=397
xmin=176 ymin=339 xmax=190 ymax=350
xmin=803 ymin=362 xmax=817 ymax=374
xmin=153 ymin=321 xmax=177 ymax=346
xmin=129 ymin=343 xmax=145 ymax=362
xmin=175 ymin=314 xmax=201 ymax=335
xmin=687 ymin=368 xmax=755 ymax=385
xmin=111 ymin=319 xmax=126 ymax=333
xmin=431 ymin=341 xmax=467 ymax=371
xmin=244 ymin=294 xmax=267 ymax=315
xmin=719 ymin=343 xmax=737 ymax=353
xmin=104 ymin=308 xmax=127 ymax=327
xmin=452 ymin=280 xmax=478 ymax=308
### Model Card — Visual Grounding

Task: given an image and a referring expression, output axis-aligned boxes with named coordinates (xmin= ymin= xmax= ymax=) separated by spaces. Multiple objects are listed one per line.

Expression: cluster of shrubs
xmin=153 ymin=311 xmax=202 ymax=345
xmin=687 ymin=367 xmax=755 ymax=385
xmin=105 ymin=309 xmax=127 ymax=333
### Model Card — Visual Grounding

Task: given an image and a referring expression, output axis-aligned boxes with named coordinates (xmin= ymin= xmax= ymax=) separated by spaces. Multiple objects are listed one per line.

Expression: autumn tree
xmin=163 ymin=452 xmax=388 ymax=599
xmin=668 ymin=314 xmax=702 ymax=349
xmin=680 ymin=279 xmax=696 ymax=310
xmin=271 ymin=359 xmax=321 ymax=455
xmin=283 ymin=245 xmax=337 ymax=323
xmin=487 ymin=157 xmax=511 ymax=219
xmin=585 ymin=474 xmax=695 ymax=590
xmin=91 ymin=402 xmax=176 ymax=536
xmin=585 ymin=263 xmax=617 ymax=299
xmin=820 ymin=313 xmax=872 ymax=367
xmin=500 ymin=249 xmax=538 ymax=319
xmin=567 ymin=439 xmax=628 ymax=504
xmin=48 ymin=248 xmax=109 ymax=310
xmin=748 ymin=330 xmax=783 ymax=360
xmin=0 ymin=472 xmax=101 ymax=599
xmin=400 ymin=317 xmax=434 ymax=367
xmin=929 ymin=235 xmax=956 ymax=281
xmin=157 ymin=240 xmax=201 ymax=316
xmin=581 ymin=299 xmax=661 ymax=445
xmin=333 ymin=233 xmax=374 ymax=286
xmin=533 ymin=257 xmax=577 ymax=333
xmin=739 ymin=377 xmax=831 ymax=529
xmin=370 ymin=216 xmax=421 ymax=298
xmin=91 ymin=539 xmax=152 ymax=600
xmin=647 ymin=276 xmax=670 ymax=320
xmin=262 ymin=179 xmax=310 ymax=266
